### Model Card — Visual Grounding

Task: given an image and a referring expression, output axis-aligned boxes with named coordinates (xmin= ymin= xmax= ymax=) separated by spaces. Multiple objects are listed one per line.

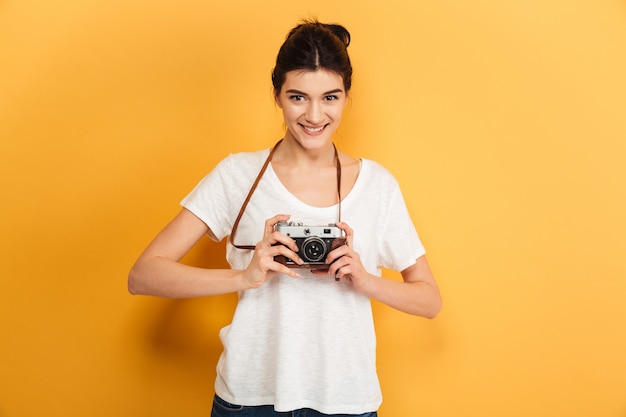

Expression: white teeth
xmin=304 ymin=126 xmax=324 ymax=132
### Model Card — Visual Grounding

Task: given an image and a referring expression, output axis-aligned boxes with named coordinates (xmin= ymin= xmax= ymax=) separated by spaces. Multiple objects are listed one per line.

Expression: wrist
xmin=354 ymin=272 xmax=378 ymax=297
xmin=236 ymin=269 xmax=262 ymax=291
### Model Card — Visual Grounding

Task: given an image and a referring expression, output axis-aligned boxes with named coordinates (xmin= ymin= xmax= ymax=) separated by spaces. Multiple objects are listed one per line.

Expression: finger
xmin=262 ymin=249 xmax=303 ymax=277
xmin=264 ymin=214 xmax=291 ymax=236
xmin=267 ymin=230 xmax=300 ymax=255
xmin=272 ymin=262 xmax=301 ymax=278
xmin=272 ymin=242 xmax=303 ymax=265
xmin=328 ymin=255 xmax=350 ymax=278
xmin=325 ymin=243 xmax=350 ymax=265
xmin=257 ymin=231 xmax=297 ymax=255
xmin=257 ymin=239 xmax=303 ymax=264
xmin=334 ymin=266 xmax=353 ymax=283
xmin=256 ymin=257 xmax=301 ymax=279
xmin=336 ymin=221 xmax=354 ymax=247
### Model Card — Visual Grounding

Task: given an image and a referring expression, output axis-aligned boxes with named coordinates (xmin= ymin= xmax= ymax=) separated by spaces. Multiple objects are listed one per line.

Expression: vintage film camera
xmin=274 ymin=221 xmax=346 ymax=269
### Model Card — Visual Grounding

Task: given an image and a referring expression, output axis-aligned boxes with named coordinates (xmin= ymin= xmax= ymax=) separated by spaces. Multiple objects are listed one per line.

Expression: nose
xmin=305 ymin=101 xmax=323 ymax=124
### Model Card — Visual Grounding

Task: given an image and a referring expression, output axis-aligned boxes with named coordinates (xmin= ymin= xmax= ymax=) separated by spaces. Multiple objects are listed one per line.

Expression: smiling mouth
xmin=301 ymin=124 xmax=326 ymax=133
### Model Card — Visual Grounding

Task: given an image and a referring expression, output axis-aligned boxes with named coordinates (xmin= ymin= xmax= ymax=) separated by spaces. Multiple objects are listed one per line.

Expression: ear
xmin=274 ymin=90 xmax=282 ymax=108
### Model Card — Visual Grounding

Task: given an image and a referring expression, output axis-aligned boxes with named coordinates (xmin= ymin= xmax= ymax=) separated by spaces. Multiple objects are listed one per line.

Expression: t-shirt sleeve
xmin=377 ymin=177 xmax=426 ymax=272
xmin=180 ymin=156 xmax=234 ymax=241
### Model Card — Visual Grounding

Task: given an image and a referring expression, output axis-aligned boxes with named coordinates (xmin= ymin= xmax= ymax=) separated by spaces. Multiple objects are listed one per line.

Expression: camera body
xmin=274 ymin=221 xmax=346 ymax=269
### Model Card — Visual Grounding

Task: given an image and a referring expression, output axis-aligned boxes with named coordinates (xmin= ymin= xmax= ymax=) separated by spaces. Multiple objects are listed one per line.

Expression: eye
xmin=289 ymin=95 xmax=305 ymax=102
xmin=325 ymin=95 xmax=339 ymax=101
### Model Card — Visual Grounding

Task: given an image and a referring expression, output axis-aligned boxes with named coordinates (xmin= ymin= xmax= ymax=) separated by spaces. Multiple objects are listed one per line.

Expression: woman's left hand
xmin=313 ymin=221 xmax=442 ymax=318
xmin=313 ymin=221 xmax=372 ymax=292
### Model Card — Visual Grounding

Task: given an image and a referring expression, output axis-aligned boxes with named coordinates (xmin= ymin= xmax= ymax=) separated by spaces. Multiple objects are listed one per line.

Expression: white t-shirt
xmin=181 ymin=148 xmax=425 ymax=414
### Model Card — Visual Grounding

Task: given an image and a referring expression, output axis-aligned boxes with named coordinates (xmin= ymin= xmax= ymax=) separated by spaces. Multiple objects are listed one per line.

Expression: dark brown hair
xmin=272 ymin=20 xmax=353 ymax=94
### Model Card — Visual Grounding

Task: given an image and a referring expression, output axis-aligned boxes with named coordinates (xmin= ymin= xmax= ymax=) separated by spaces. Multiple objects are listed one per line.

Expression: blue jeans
xmin=211 ymin=395 xmax=378 ymax=417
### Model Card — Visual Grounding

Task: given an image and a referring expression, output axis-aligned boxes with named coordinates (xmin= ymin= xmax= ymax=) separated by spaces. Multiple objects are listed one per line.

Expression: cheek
xmin=280 ymin=105 xmax=299 ymax=122
xmin=329 ymin=107 xmax=345 ymax=121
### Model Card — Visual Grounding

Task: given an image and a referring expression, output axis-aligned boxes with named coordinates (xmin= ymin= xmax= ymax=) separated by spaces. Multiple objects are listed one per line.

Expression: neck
xmin=275 ymin=134 xmax=337 ymax=168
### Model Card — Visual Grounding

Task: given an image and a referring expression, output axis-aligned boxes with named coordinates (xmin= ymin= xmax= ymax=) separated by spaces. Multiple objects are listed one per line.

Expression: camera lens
xmin=301 ymin=236 xmax=327 ymax=262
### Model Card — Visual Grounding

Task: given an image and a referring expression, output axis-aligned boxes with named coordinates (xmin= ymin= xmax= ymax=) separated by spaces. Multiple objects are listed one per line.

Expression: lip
xmin=299 ymin=123 xmax=328 ymax=136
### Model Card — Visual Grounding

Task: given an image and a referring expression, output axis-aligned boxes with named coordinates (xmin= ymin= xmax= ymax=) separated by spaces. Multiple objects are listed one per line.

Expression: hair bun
xmin=325 ymin=24 xmax=351 ymax=48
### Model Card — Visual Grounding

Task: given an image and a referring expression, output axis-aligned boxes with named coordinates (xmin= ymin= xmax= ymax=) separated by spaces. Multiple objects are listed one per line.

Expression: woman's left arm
xmin=326 ymin=222 xmax=442 ymax=318
xmin=364 ymin=256 xmax=442 ymax=318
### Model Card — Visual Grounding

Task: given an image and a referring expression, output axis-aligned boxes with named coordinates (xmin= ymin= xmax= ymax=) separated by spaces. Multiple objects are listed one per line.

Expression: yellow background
xmin=1 ymin=0 xmax=625 ymax=416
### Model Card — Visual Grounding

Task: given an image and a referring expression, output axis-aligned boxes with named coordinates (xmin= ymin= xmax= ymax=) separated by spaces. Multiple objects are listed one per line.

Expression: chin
xmin=298 ymin=137 xmax=333 ymax=151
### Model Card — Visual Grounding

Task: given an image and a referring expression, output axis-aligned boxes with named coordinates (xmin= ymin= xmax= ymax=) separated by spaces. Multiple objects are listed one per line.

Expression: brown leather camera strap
xmin=230 ymin=139 xmax=342 ymax=250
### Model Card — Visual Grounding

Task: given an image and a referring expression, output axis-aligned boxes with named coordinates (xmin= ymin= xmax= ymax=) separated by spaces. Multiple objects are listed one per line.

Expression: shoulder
xmin=221 ymin=148 xmax=271 ymax=169
xmin=188 ymin=148 xmax=271 ymax=192
xmin=360 ymin=159 xmax=400 ymax=186
xmin=205 ymin=148 xmax=271 ymax=181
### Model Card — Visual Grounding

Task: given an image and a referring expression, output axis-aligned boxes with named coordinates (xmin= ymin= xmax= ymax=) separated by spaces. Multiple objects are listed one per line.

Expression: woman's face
xmin=275 ymin=69 xmax=348 ymax=151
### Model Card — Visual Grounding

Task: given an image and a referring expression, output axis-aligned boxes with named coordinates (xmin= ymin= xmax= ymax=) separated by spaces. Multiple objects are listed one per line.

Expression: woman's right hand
xmin=241 ymin=214 xmax=303 ymax=288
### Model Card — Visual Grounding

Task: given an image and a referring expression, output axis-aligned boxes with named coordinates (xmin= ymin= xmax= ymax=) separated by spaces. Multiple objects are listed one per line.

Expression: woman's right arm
xmin=128 ymin=209 xmax=302 ymax=298
xmin=128 ymin=208 xmax=249 ymax=297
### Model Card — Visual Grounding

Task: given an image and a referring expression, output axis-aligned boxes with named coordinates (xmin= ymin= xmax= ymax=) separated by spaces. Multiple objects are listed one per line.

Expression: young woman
xmin=129 ymin=20 xmax=441 ymax=417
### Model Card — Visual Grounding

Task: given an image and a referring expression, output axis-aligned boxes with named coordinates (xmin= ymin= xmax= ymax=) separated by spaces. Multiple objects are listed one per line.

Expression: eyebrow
xmin=285 ymin=88 xmax=344 ymax=96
